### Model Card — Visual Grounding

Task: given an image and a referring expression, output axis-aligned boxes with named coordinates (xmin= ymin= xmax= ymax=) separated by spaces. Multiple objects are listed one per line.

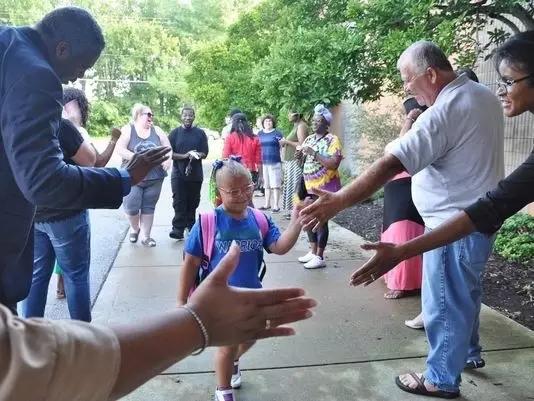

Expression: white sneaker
xmin=298 ymin=251 xmax=315 ymax=263
xmin=215 ymin=388 xmax=236 ymax=401
xmin=303 ymin=255 xmax=326 ymax=269
xmin=231 ymin=360 xmax=241 ymax=389
xmin=404 ymin=312 xmax=424 ymax=330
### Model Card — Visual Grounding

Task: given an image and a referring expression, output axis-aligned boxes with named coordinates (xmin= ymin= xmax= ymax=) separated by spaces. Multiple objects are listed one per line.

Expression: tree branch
xmin=510 ymin=3 xmax=534 ymax=30
xmin=487 ymin=13 xmax=521 ymax=34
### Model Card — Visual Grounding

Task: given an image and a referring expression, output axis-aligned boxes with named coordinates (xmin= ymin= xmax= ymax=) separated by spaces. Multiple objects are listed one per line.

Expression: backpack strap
xmin=188 ymin=211 xmax=216 ymax=300
xmin=249 ymin=207 xmax=269 ymax=239
xmin=200 ymin=211 xmax=216 ymax=262
xmin=249 ymin=207 xmax=269 ymax=282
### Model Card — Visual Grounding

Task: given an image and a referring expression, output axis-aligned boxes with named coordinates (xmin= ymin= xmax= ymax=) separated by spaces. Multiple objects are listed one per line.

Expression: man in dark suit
xmin=0 ymin=6 xmax=169 ymax=312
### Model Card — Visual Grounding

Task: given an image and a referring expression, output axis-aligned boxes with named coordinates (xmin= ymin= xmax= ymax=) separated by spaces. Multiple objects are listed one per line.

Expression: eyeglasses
xmin=141 ymin=112 xmax=154 ymax=118
xmin=496 ymin=74 xmax=533 ymax=92
xmin=218 ymin=183 xmax=255 ymax=198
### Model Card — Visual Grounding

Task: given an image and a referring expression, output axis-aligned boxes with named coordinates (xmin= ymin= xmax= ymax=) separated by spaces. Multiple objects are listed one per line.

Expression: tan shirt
xmin=0 ymin=305 xmax=120 ymax=401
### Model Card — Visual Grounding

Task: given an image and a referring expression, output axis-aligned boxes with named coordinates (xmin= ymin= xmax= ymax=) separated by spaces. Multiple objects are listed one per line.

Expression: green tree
xmin=253 ymin=25 xmax=362 ymax=115
xmin=345 ymin=0 xmax=534 ymax=100
xmin=186 ymin=40 xmax=257 ymax=128
xmin=187 ymin=0 xmax=534 ymax=120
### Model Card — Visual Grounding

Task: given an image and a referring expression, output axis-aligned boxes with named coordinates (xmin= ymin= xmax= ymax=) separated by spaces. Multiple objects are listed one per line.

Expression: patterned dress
xmin=282 ymin=124 xmax=308 ymax=211
xmin=302 ymin=133 xmax=342 ymax=193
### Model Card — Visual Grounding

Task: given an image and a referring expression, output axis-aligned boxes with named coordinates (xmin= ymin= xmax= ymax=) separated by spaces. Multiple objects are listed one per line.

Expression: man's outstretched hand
xmin=349 ymin=242 xmax=403 ymax=287
xmin=299 ymin=188 xmax=344 ymax=232
xmin=126 ymin=147 xmax=171 ymax=185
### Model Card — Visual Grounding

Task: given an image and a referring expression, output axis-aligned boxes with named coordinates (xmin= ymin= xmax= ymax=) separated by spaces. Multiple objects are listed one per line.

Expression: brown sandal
xmin=395 ymin=373 xmax=459 ymax=399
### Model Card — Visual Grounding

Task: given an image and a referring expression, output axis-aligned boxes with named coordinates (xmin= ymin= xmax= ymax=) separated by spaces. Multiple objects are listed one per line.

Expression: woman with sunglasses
xmin=116 ymin=103 xmax=172 ymax=247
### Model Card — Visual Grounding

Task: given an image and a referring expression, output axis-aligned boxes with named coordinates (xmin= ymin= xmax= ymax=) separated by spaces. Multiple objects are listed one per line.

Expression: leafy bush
xmin=494 ymin=213 xmax=534 ymax=264
xmin=338 ymin=166 xmax=354 ymax=187
xmin=87 ymin=100 xmax=123 ymax=137
xmin=155 ymin=114 xmax=180 ymax=133
xmin=349 ymin=103 xmax=403 ymax=171
xmin=338 ymin=166 xmax=384 ymax=202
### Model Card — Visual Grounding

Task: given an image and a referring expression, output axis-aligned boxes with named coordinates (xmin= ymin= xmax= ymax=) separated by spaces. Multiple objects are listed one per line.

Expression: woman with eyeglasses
xmin=116 ymin=103 xmax=172 ymax=247
xmin=351 ymin=31 xmax=534 ymax=313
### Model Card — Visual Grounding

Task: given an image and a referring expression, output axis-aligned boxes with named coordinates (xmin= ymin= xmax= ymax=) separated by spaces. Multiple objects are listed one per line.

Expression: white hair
xmin=397 ymin=40 xmax=453 ymax=74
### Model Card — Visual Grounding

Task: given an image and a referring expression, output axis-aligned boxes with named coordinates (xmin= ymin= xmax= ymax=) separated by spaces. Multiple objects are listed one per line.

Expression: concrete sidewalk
xmin=92 ymin=177 xmax=534 ymax=401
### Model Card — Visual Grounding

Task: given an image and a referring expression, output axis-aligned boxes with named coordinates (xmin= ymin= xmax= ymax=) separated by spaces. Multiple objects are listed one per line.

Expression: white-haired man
xmin=301 ymin=41 xmax=504 ymax=398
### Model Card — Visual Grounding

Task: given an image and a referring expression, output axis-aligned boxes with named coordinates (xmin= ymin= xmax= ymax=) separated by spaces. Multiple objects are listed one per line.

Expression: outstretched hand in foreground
xmin=111 ymin=242 xmax=316 ymax=399
xmin=349 ymin=242 xmax=403 ymax=287
xmin=189 ymin=242 xmax=316 ymax=344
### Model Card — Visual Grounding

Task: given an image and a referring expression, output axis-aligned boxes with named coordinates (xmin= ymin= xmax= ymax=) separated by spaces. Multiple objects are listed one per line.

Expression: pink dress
xmin=381 ymin=172 xmax=424 ymax=291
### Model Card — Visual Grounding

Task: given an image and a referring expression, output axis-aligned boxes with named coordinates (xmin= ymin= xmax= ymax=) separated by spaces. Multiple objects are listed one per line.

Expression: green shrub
xmin=494 ymin=213 xmax=534 ymax=264
xmin=338 ymin=167 xmax=384 ymax=203
xmin=87 ymin=100 xmax=123 ymax=137
xmin=349 ymin=103 xmax=403 ymax=172
xmin=154 ymin=114 xmax=180 ymax=133
xmin=338 ymin=166 xmax=354 ymax=187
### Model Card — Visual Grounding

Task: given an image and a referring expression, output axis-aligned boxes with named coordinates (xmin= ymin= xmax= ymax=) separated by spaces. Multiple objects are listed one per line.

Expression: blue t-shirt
xmin=259 ymin=130 xmax=283 ymax=165
xmin=185 ymin=207 xmax=281 ymax=288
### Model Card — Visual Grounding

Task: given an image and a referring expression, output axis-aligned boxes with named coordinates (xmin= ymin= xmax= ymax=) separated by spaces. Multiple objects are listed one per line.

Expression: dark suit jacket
xmin=0 ymin=27 xmax=126 ymax=305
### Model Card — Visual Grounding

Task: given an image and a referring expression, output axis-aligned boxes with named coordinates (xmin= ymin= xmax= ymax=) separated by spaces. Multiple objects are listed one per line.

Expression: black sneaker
xmin=464 ymin=358 xmax=485 ymax=370
xmin=169 ymin=229 xmax=184 ymax=240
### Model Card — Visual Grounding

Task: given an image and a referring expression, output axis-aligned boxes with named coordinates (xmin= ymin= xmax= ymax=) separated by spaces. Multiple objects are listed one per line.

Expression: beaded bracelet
xmin=180 ymin=305 xmax=209 ymax=355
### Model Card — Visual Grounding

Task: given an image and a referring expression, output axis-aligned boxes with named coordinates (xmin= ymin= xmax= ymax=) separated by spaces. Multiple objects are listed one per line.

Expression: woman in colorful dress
xmin=296 ymin=104 xmax=343 ymax=269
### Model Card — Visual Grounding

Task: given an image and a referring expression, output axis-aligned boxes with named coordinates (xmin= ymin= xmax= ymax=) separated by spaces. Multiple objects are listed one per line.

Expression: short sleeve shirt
xmin=185 ymin=207 xmax=281 ymax=288
xmin=168 ymin=126 xmax=209 ymax=182
xmin=386 ymin=75 xmax=504 ymax=228
xmin=34 ymin=119 xmax=84 ymax=223
xmin=302 ymin=133 xmax=342 ymax=192
xmin=258 ymin=130 xmax=283 ymax=164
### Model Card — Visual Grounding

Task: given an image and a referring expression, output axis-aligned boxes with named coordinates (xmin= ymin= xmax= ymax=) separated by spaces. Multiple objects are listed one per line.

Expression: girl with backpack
xmin=177 ymin=157 xmax=309 ymax=401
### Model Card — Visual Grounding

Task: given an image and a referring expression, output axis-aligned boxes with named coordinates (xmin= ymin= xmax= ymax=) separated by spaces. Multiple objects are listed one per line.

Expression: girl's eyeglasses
xmin=218 ymin=183 xmax=255 ymax=198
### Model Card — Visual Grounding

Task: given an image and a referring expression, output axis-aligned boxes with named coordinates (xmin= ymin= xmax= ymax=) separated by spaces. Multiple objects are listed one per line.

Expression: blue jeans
xmin=422 ymin=230 xmax=494 ymax=392
xmin=22 ymin=210 xmax=91 ymax=322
